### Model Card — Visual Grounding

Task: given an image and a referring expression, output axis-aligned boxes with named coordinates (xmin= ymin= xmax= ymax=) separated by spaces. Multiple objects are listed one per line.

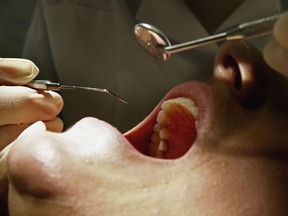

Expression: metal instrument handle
xmin=26 ymin=80 xmax=61 ymax=90
xmin=226 ymin=14 xmax=281 ymax=40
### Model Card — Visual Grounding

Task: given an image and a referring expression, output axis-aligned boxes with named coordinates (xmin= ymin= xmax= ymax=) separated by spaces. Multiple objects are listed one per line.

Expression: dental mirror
xmin=134 ymin=23 xmax=172 ymax=61
xmin=134 ymin=14 xmax=281 ymax=61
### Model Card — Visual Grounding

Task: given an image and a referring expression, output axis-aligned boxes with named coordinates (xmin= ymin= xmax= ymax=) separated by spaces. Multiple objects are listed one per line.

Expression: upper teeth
xmin=161 ymin=98 xmax=198 ymax=119
xmin=148 ymin=97 xmax=199 ymax=159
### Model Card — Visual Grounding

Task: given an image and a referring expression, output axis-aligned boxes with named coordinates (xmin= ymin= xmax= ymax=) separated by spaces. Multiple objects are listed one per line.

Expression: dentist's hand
xmin=0 ymin=58 xmax=64 ymax=215
xmin=0 ymin=58 xmax=64 ymax=150
xmin=263 ymin=12 xmax=288 ymax=76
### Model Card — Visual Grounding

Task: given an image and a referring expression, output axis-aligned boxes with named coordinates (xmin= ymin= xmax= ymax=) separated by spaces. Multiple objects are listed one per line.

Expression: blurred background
xmin=0 ymin=0 xmax=36 ymax=57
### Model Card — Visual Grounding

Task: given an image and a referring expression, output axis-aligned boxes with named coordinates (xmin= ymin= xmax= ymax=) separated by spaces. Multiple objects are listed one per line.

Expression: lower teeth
xmin=148 ymin=97 xmax=198 ymax=159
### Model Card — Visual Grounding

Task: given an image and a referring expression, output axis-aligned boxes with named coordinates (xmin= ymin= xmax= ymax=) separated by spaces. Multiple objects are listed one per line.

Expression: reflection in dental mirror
xmin=134 ymin=23 xmax=171 ymax=60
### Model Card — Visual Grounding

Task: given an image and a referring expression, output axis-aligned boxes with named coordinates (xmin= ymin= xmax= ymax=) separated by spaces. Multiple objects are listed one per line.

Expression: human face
xmin=6 ymin=41 xmax=288 ymax=216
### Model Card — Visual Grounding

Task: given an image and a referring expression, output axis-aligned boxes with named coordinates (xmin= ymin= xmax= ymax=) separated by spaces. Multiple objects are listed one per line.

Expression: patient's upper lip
xmin=125 ymin=80 xmax=214 ymax=158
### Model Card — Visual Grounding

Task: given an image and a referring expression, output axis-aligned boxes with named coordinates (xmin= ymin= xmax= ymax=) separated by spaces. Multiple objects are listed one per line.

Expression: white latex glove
xmin=263 ymin=12 xmax=288 ymax=76
xmin=0 ymin=58 xmax=64 ymax=214
xmin=0 ymin=58 xmax=64 ymax=150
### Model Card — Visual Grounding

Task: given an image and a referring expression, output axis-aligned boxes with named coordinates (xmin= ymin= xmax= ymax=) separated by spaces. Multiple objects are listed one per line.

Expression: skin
xmin=2 ymin=41 xmax=288 ymax=216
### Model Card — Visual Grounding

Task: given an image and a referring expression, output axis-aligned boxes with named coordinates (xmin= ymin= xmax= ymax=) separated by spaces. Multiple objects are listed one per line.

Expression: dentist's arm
xmin=263 ymin=12 xmax=288 ymax=76
xmin=0 ymin=58 xmax=63 ymax=150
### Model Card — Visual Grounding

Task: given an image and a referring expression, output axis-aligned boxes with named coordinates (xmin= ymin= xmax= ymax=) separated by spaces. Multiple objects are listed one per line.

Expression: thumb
xmin=0 ymin=58 xmax=39 ymax=85
xmin=263 ymin=12 xmax=288 ymax=76
xmin=263 ymin=41 xmax=288 ymax=76
xmin=273 ymin=11 xmax=288 ymax=49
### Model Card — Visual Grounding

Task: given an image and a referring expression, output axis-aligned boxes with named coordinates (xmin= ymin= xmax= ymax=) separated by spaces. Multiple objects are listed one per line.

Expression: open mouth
xmin=147 ymin=97 xmax=198 ymax=159
xmin=125 ymin=81 xmax=211 ymax=160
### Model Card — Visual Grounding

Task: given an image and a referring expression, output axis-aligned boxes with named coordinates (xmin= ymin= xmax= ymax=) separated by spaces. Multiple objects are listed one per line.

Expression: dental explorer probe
xmin=134 ymin=13 xmax=282 ymax=61
xmin=26 ymin=80 xmax=128 ymax=104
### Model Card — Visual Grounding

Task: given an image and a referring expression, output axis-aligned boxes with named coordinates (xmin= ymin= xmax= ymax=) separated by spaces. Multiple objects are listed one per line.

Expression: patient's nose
xmin=213 ymin=41 xmax=268 ymax=109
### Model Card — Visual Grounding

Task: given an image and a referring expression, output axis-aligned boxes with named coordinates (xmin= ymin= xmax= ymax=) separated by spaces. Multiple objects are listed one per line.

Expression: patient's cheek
xmin=7 ymin=138 xmax=63 ymax=198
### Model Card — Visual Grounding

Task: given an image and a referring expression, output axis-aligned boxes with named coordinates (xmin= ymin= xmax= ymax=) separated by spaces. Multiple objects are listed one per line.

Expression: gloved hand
xmin=0 ymin=58 xmax=64 ymax=214
xmin=0 ymin=58 xmax=64 ymax=150
xmin=263 ymin=12 xmax=288 ymax=76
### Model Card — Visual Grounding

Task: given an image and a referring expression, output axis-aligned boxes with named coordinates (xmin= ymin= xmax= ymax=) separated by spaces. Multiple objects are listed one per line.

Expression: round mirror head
xmin=134 ymin=23 xmax=171 ymax=61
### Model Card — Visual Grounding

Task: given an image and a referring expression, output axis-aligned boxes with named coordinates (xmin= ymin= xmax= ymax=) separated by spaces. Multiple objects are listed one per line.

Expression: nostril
xmin=214 ymin=41 xmax=268 ymax=110
xmin=223 ymin=55 xmax=242 ymax=90
xmin=221 ymin=54 xmax=264 ymax=110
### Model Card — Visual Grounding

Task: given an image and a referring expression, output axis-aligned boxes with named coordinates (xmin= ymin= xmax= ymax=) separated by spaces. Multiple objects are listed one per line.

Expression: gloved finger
xmin=0 ymin=86 xmax=63 ymax=126
xmin=263 ymin=41 xmax=288 ymax=76
xmin=273 ymin=11 xmax=288 ymax=48
xmin=0 ymin=58 xmax=39 ymax=85
xmin=0 ymin=144 xmax=11 ymax=160
xmin=43 ymin=117 xmax=64 ymax=133
xmin=0 ymin=145 xmax=9 ymax=190
xmin=0 ymin=148 xmax=8 ymax=215
xmin=0 ymin=124 xmax=27 ymax=152
xmin=0 ymin=117 xmax=64 ymax=151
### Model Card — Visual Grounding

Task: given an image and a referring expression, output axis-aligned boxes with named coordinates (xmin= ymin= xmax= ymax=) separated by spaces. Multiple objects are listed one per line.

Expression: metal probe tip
xmin=61 ymin=85 xmax=129 ymax=104
xmin=105 ymin=90 xmax=128 ymax=104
